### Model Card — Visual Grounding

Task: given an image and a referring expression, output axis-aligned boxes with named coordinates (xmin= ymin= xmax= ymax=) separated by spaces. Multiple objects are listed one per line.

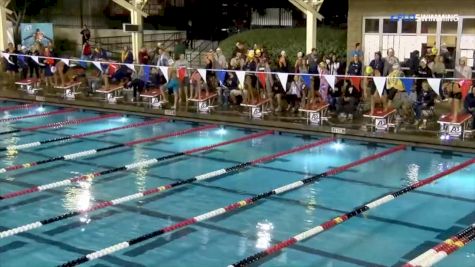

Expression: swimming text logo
xmin=390 ymin=14 xmax=459 ymax=22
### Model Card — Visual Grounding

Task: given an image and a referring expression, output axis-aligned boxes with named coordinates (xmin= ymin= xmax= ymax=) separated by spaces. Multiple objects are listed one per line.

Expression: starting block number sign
xmin=27 ymin=85 xmax=35 ymax=95
xmin=252 ymin=107 xmax=263 ymax=118
xmin=447 ymin=124 xmax=462 ymax=137
xmin=309 ymin=112 xmax=320 ymax=125
xmin=65 ymin=89 xmax=75 ymax=99
xmin=198 ymin=101 xmax=209 ymax=113
xmin=375 ymin=118 xmax=388 ymax=130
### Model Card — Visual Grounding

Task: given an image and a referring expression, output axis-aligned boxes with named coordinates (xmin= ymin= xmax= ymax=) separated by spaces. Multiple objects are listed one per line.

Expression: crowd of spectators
xmin=2 ymin=37 xmax=475 ymax=129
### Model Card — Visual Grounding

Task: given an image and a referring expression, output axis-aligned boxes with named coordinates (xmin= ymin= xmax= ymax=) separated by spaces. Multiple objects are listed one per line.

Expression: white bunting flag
xmin=61 ymin=58 xmax=70 ymax=66
xmin=31 ymin=56 xmax=44 ymax=66
xmin=1 ymin=52 xmax=13 ymax=64
xmin=92 ymin=61 xmax=103 ymax=72
xmin=323 ymin=75 xmax=336 ymax=89
xmin=159 ymin=66 xmax=169 ymax=82
xmin=236 ymin=70 xmax=246 ymax=87
xmin=427 ymin=78 xmax=441 ymax=96
xmin=277 ymin=72 xmax=289 ymax=88
xmin=126 ymin=63 xmax=136 ymax=72
xmin=197 ymin=69 xmax=207 ymax=83
xmin=373 ymin=76 xmax=387 ymax=96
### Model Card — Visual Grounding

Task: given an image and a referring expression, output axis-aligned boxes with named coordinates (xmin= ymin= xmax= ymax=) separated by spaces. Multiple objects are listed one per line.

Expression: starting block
xmin=188 ymin=93 xmax=217 ymax=113
xmin=96 ymin=84 xmax=124 ymax=104
xmin=299 ymin=103 xmax=330 ymax=126
xmin=364 ymin=108 xmax=397 ymax=131
xmin=55 ymin=82 xmax=82 ymax=100
xmin=241 ymin=99 xmax=271 ymax=119
xmin=16 ymin=79 xmax=41 ymax=95
xmin=438 ymin=113 xmax=473 ymax=139
xmin=140 ymin=89 xmax=163 ymax=108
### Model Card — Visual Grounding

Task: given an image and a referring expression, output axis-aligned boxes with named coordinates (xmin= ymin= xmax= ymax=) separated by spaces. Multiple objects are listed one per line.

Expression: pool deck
xmin=1 ymin=83 xmax=474 ymax=153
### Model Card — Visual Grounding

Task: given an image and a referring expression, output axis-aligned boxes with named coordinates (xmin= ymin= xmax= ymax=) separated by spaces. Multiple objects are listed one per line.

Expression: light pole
xmin=289 ymin=0 xmax=324 ymax=54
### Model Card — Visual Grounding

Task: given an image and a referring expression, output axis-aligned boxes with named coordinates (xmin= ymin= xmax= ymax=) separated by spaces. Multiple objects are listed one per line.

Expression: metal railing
xmin=92 ymin=31 xmax=186 ymax=53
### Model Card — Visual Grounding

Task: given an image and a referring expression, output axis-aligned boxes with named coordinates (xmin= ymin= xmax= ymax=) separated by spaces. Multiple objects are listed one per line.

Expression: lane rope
xmin=0 ymin=108 xmax=76 ymax=123
xmin=56 ymin=145 xmax=405 ymax=266
xmin=0 ymin=103 xmax=39 ymax=112
xmin=0 ymin=124 xmax=215 ymax=189
xmin=0 ymin=136 xmax=334 ymax=237
xmin=0 ymin=130 xmax=272 ymax=201
xmin=0 ymin=118 xmax=168 ymax=152
xmin=229 ymin=158 xmax=475 ymax=267
xmin=0 ymin=113 xmax=120 ymax=136
xmin=403 ymin=223 xmax=475 ymax=267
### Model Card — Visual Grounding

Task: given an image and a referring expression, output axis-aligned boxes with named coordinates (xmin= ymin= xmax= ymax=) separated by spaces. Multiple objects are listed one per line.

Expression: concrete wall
xmin=348 ymin=0 xmax=475 ymax=53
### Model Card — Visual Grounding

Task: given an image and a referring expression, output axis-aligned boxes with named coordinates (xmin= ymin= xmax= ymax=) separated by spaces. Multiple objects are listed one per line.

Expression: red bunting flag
xmin=257 ymin=72 xmax=266 ymax=88
xmin=350 ymin=77 xmax=362 ymax=92
xmin=460 ymin=80 xmax=472 ymax=99
xmin=178 ymin=67 xmax=186 ymax=81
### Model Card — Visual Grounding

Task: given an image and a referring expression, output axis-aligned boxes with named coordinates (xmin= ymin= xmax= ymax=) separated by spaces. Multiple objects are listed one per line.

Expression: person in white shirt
xmin=215 ymin=48 xmax=228 ymax=69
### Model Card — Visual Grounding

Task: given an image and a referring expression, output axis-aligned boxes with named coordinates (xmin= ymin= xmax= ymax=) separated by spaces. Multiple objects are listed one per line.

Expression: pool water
xmin=0 ymin=100 xmax=474 ymax=267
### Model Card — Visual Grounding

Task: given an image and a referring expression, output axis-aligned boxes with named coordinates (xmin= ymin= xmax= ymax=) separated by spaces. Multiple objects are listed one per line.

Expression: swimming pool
xmin=0 ymin=100 xmax=473 ymax=267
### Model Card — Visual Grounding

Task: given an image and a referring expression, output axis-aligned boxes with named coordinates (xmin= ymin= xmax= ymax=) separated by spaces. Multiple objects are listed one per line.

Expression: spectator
xmin=277 ymin=51 xmax=289 ymax=73
xmin=27 ymin=48 xmax=40 ymax=79
xmin=230 ymin=52 xmax=244 ymax=70
xmin=329 ymin=79 xmax=344 ymax=113
xmin=3 ymin=42 xmax=18 ymax=83
xmin=349 ymin=42 xmax=363 ymax=61
xmin=369 ymin=51 xmax=384 ymax=75
xmin=307 ymin=48 xmax=319 ymax=74
xmin=220 ymin=71 xmax=238 ymax=107
xmin=121 ymin=46 xmax=134 ymax=64
xmin=243 ymin=50 xmax=257 ymax=72
xmin=81 ymin=41 xmax=92 ymax=61
xmin=17 ymin=46 xmax=29 ymax=80
xmin=341 ymin=81 xmax=360 ymax=121
xmin=329 ymin=54 xmax=340 ymax=75
xmin=385 ymin=63 xmax=408 ymax=115
xmin=408 ymin=50 xmax=420 ymax=76
xmin=455 ymin=57 xmax=473 ymax=80
xmin=93 ymin=46 xmax=108 ymax=61
xmin=415 ymin=58 xmax=433 ymax=92
xmin=347 ymin=54 xmax=362 ymax=76
xmin=215 ymin=48 xmax=228 ymax=69
xmin=383 ymin=48 xmax=399 ymax=76
xmin=156 ymin=47 xmax=169 ymax=67
xmin=294 ymin=52 xmax=308 ymax=73
xmin=80 ymin=25 xmax=91 ymax=45
xmin=464 ymin=84 xmax=475 ymax=129
xmin=138 ymin=47 xmax=150 ymax=65
xmin=440 ymin=43 xmax=454 ymax=69
xmin=432 ymin=55 xmax=447 ymax=100
xmin=233 ymin=42 xmax=246 ymax=58
xmin=413 ymin=81 xmax=437 ymax=128
xmin=286 ymin=75 xmax=305 ymax=112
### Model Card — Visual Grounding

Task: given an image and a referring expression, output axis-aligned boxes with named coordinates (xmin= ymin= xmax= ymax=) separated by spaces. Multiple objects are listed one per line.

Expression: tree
xmin=6 ymin=0 xmax=57 ymax=44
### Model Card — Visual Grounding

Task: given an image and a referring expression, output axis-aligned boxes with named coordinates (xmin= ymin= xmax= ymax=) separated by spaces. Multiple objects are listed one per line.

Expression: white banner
xmin=373 ymin=76 xmax=387 ymax=96
xmin=323 ymin=75 xmax=336 ymax=89
xmin=126 ymin=63 xmax=136 ymax=72
xmin=159 ymin=66 xmax=169 ymax=82
xmin=427 ymin=78 xmax=441 ymax=96
xmin=31 ymin=56 xmax=44 ymax=66
xmin=236 ymin=70 xmax=246 ymax=86
xmin=197 ymin=69 xmax=207 ymax=83
xmin=1 ymin=52 xmax=13 ymax=65
xmin=61 ymin=58 xmax=70 ymax=66
xmin=277 ymin=72 xmax=289 ymax=89
xmin=92 ymin=61 xmax=103 ymax=72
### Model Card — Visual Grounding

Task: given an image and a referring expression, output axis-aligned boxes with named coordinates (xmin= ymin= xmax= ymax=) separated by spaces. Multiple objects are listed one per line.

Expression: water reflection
xmin=255 ymin=220 xmax=274 ymax=249
xmin=304 ymin=186 xmax=318 ymax=228
xmin=402 ymin=163 xmax=420 ymax=186
xmin=63 ymin=179 xmax=94 ymax=224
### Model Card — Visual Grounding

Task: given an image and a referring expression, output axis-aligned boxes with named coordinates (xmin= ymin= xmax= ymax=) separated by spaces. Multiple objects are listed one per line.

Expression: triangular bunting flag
xmin=159 ymin=66 xmax=169 ymax=82
xmin=373 ymin=76 xmax=387 ymax=96
xmin=61 ymin=59 xmax=70 ymax=66
xmin=1 ymin=52 xmax=13 ymax=64
xmin=349 ymin=77 xmax=362 ymax=91
xmin=401 ymin=78 xmax=414 ymax=94
xmin=216 ymin=70 xmax=227 ymax=86
xmin=301 ymin=74 xmax=311 ymax=88
xmin=126 ymin=63 xmax=136 ymax=72
xmin=460 ymin=80 xmax=472 ymax=99
xmin=323 ymin=75 xmax=336 ymax=89
xmin=277 ymin=73 xmax=288 ymax=88
xmin=197 ymin=69 xmax=207 ymax=83
xmin=31 ymin=56 xmax=44 ymax=66
xmin=92 ymin=61 xmax=103 ymax=72
xmin=427 ymin=78 xmax=441 ymax=96
xmin=257 ymin=72 xmax=266 ymax=88
xmin=236 ymin=70 xmax=246 ymax=86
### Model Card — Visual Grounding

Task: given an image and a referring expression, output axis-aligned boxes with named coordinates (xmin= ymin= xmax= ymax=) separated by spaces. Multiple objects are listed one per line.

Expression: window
xmin=365 ymin=19 xmax=379 ymax=33
xmin=462 ymin=19 xmax=475 ymax=34
xmin=441 ymin=21 xmax=458 ymax=34
xmin=382 ymin=19 xmax=397 ymax=33
xmin=402 ymin=21 xmax=417 ymax=33
xmin=421 ymin=21 xmax=437 ymax=34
